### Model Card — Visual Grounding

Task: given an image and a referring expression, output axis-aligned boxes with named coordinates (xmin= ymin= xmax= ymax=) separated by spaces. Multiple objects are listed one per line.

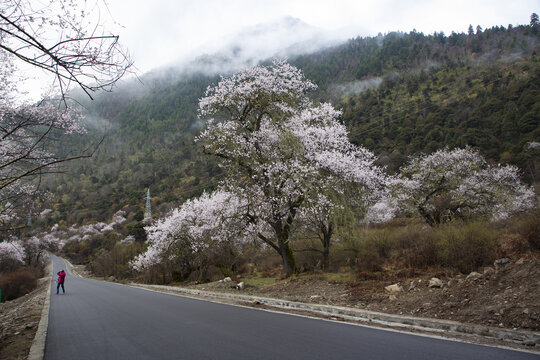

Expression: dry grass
xmin=0 ymin=269 xmax=38 ymax=302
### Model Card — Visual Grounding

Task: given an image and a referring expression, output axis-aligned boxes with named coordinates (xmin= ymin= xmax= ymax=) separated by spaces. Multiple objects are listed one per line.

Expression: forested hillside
xmin=41 ymin=22 xmax=540 ymax=226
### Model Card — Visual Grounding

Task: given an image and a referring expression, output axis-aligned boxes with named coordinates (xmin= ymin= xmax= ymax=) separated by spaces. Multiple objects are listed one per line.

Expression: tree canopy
xmin=133 ymin=61 xmax=386 ymax=277
xmin=389 ymin=147 xmax=535 ymax=226
xmin=0 ymin=0 xmax=132 ymax=100
xmin=0 ymin=0 xmax=131 ymax=231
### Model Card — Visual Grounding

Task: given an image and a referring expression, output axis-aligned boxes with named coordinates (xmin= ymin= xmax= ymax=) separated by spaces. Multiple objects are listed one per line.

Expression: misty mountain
xmin=170 ymin=16 xmax=342 ymax=75
xmin=42 ymin=21 xmax=540 ymax=228
xmin=77 ymin=16 xmax=339 ymax=116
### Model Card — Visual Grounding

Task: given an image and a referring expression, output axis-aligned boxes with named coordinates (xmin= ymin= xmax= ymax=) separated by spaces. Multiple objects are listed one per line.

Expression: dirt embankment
xmin=350 ymin=257 xmax=539 ymax=331
xmin=190 ymin=257 xmax=540 ymax=333
xmin=0 ymin=278 xmax=48 ymax=360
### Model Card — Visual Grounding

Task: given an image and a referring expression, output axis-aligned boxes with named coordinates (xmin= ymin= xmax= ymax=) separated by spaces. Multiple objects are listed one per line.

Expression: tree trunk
xmin=417 ymin=205 xmax=436 ymax=227
xmin=322 ymin=246 xmax=330 ymax=271
xmin=320 ymin=221 xmax=333 ymax=270
xmin=279 ymin=237 xmax=297 ymax=277
xmin=257 ymin=229 xmax=297 ymax=277
xmin=274 ymin=197 xmax=302 ymax=277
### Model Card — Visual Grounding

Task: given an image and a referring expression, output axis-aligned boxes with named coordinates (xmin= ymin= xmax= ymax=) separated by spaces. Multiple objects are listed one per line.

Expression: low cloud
xmin=80 ymin=114 xmax=115 ymax=133
xmin=333 ymin=77 xmax=383 ymax=97
xmin=160 ymin=17 xmax=347 ymax=76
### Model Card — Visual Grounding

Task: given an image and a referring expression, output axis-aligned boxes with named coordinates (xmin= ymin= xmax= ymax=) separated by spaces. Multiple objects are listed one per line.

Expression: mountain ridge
xmin=40 ymin=22 xmax=540 ymax=227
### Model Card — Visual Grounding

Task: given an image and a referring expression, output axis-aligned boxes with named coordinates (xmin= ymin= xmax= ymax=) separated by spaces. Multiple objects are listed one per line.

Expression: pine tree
xmin=531 ymin=13 xmax=539 ymax=27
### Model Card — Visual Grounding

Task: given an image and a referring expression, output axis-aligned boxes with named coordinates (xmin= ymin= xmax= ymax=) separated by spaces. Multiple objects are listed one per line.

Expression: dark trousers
xmin=57 ymin=282 xmax=65 ymax=294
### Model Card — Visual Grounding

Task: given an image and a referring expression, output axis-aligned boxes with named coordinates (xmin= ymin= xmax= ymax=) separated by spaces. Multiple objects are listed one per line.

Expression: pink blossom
xmin=0 ymin=240 xmax=26 ymax=265
xmin=392 ymin=147 xmax=536 ymax=225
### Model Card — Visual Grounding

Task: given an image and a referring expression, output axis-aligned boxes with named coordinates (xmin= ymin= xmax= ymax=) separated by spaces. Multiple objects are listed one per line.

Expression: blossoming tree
xmin=0 ymin=0 xmax=131 ymax=228
xmin=0 ymin=50 xmax=88 ymax=228
xmin=131 ymin=190 xmax=245 ymax=279
xmin=0 ymin=239 xmax=25 ymax=271
xmin=0 ymin=0 xmax=132 ymax=100
xmin=196 ymin=60 xmax=386 ymax=276
xmin=391 ymin=147 xmax=536 ymax=226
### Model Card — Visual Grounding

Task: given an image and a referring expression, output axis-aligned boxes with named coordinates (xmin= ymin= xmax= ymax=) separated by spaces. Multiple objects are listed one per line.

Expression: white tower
xmin=144 ymin=188 xmax=152 ymax=219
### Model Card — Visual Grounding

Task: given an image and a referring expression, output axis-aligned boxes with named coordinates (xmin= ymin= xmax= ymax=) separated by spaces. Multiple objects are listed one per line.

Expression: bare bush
xmin=391 ymin=224 xmax=437 ymax=269
xmin=0 ymin=268 xmax=37 ymax=301
xmin=434 ymin=222 xmax=498 ymax=273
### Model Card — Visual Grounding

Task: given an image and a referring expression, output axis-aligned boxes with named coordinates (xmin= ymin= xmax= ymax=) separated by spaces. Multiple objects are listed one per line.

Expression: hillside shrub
xmin=293 ymin=237 xmax=331 ymax=271
xmin=434 ymin=222 xmax=498 ymax=273
xmin=336 ymin=223 xmax=437 ymax=272
xmin=0 ymin=269 xmax=38 ymax=302
xmin=366 ymin=229 xmax=396 ymax=259
xmin=332 ymin=229 xmax=394 ymax=272
xmin=331 ymin=234 xmax=369 ymax=271
xmin=513 ymin=209 xmax=540 ymax=250
xmin=391 ymin=224 xmax=437 ymax=269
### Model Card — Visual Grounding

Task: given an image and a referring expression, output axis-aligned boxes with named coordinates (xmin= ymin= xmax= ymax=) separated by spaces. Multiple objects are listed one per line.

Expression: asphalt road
xmin=44 ymin=255 xmax=537 ymax=360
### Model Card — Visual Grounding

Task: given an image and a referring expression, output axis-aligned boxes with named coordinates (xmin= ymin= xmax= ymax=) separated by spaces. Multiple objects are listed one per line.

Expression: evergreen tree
xmin=531 ymin=13 xmax=539 ymax=27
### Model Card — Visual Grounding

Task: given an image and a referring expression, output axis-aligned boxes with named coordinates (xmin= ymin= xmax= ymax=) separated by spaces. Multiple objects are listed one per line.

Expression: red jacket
xmin=57 ymin=271 xmax=66 ymax=284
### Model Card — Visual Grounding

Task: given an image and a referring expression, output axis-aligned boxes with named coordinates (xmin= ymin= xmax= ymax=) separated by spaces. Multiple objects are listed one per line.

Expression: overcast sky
xmin=104 ymin=0 xmax=539 ymax=74
xmin=16 ymin=0 xmax=539 ymax=100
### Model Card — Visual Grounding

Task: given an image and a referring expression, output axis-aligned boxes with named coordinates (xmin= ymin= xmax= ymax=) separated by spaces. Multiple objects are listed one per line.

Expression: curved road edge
xmin=27 ymin=256 xmax=53 ymax=360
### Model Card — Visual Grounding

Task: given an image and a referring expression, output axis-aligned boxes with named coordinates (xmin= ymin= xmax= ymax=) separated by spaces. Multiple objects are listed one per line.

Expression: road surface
xmin=45 ymin=255 xmax=537 ymax=359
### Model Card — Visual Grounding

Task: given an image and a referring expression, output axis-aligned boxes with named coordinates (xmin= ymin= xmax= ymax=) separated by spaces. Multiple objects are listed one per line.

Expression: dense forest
xmin=39 ymin=22 xmax=540 ymax=230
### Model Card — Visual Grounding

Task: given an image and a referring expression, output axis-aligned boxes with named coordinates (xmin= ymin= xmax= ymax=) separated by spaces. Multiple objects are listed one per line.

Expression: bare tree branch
xmin=0 ymin=0 xmax=131 ymax=227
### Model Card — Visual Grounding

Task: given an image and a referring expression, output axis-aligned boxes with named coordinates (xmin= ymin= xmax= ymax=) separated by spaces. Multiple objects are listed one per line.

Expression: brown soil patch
xmin=189 ymin=257 xmax=540 ymax=333
xmin=0 ymin=278 xmax=47 ymax=360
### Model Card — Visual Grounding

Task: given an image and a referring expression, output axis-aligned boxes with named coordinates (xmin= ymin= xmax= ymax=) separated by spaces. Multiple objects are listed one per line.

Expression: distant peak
xmin=236 ymin=16 xmax=316 ymax=37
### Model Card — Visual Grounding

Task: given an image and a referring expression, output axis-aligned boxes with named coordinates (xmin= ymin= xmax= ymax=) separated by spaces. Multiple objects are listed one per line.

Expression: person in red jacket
xmin=57 ymin=270 xmax=66 ymax=294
